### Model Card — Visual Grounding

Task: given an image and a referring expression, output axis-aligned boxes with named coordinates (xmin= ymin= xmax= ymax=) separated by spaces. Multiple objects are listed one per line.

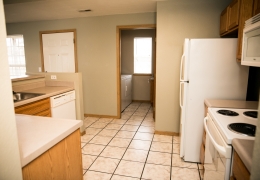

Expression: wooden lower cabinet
xmin=22 ymin=129 xmax=83 ymax=180
xmin=15 ymin=98 xmax=51 ymax=117
xmin=230 ymin=150 xmax=250 ymax=180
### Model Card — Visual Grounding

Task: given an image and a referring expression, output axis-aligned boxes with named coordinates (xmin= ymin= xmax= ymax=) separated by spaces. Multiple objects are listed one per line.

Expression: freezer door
xmin=179 ymin=82 xmax=188 ymax=157
xmin=180 ymin=39 xmax=190 ymax=81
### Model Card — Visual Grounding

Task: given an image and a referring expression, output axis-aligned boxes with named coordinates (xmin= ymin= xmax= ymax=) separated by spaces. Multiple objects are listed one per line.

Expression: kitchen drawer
xmin=35 ymin=109 xmax=51 ymax=117
xmin=15 ymin=98 xmax=51 ymax=116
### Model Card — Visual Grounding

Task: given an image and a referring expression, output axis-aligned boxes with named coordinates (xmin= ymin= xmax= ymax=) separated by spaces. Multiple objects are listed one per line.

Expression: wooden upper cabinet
xmin=228 ymin=0 xmax=241 ymax=30
xmin=220 ymin=0 xmax=241 ymax=36
xmin=254 ymin=0 xmax=260 ymax=15
xmin=220 ymin=0 xmax=255 ymax=61
xmin=220 ymin=7 xmax=229 ymax=35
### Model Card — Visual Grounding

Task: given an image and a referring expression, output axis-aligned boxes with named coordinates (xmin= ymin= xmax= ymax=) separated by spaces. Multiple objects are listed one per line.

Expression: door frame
xmin=39 ymin=29 xmax=78 ymax=72
xmin=116 ymin=24 xmax=156 ymax=118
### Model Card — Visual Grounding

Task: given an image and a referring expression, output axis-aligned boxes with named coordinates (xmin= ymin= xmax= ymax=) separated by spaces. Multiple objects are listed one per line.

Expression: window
xmin=6 ymin=35 xmax=26 ymax=77
xmin=134 ymin=37 xmax=152 ymax=74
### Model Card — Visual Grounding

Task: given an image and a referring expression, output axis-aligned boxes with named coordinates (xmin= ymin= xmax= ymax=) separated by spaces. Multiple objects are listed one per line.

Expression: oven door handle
xmin=204 ymin=117 xmax=227 ymax=157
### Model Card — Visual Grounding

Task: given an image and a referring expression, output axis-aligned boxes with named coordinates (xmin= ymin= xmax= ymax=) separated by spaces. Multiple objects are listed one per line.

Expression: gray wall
xmin=155 ymin=0 xmax=232 ymax=133
xmin=6 ymin=13 xmax=156 ymax=116
xmin=0 ymin=1 xmax=23 ymax=179
xmin=121 ymin=29 xmax=156 ymax=101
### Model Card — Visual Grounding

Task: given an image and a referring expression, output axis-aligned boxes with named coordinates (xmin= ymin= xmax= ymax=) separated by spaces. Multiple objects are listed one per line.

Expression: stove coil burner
xmin=217 ymin=110 xmax=239 ymax=116
xmin=243 ymin=111 xmax=258 ymax=118
xmin=228 ymin=123 xmax=256 ymax=137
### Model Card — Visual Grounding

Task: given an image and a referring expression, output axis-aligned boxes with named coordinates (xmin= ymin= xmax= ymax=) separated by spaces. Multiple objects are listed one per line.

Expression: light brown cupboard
xmin=15 ymin=98 xmax=51 ymax=117
xmin=254 ymin=0 xmax=260 ymax=15
xmin=220 ymin=7 xmax=229 ymax=35
xmin=230 ymin=150 xmax=250 ymax=180
xmin=229 ymin=0 xmax=241 ymax=30
xmin=220 ymin=0 xmax=255 ymax=61
xmin=220 ymin=0 xmax=240 ymax=36
xmin=22 ymin=129 xmax=83 ymax=180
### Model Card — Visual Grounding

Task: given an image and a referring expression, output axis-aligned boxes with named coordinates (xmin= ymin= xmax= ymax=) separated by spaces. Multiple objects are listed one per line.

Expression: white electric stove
xmin=208 ymin=108 xmax=257 ymax=145
xmin=203 ymin=108 xmax=258 ymax=180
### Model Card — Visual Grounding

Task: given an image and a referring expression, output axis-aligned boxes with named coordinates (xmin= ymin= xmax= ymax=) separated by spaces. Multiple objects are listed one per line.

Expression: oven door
xmin=203 ymin=115 xmax=232 ymax=180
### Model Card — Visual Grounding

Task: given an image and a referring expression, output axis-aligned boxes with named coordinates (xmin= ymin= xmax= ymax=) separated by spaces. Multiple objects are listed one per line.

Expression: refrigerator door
xmin=180 ymin=39 xmax=190 ymax=81
xmin=182 ymin=38 xmax=249 ymax=162
xmin=179 ymin=81 xmax=188 ymax=157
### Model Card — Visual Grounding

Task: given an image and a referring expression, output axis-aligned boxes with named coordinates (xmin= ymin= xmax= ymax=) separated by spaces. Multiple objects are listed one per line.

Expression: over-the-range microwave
xmin=241 ymin=20 xmax=260 ymax=67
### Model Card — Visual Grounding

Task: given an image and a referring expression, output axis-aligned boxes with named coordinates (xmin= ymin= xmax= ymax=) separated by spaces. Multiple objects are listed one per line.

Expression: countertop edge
xmin=14 ymin=86 xmax=74 ymax=107
xmin=16 ymin=115 xmax=83 ymax=167
xmin=11 ymin=75 xmax=45 ymax=82
xmin=204 ymin=99 xmax=258 ymax=109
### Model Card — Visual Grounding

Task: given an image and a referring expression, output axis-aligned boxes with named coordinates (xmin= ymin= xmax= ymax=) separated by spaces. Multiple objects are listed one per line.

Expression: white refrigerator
xmin=179 ymin=38 xmax=249 ymax=162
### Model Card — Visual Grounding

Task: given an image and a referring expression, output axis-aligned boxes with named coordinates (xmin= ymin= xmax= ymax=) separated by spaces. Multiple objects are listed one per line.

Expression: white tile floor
xmin=81 ymin=102 xmax=202 ymax=180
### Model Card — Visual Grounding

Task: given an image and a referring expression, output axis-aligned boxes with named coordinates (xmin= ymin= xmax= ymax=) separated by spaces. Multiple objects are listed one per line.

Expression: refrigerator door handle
xmin=180 ymin=54 xmax=185 ymax=81
xmin=180 ymin=82 xmax=184 ymax=108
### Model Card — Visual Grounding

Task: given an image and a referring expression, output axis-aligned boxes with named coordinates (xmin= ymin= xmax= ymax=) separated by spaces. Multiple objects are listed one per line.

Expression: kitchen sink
xmin=13 ymin=92 xmax=45 ymax=102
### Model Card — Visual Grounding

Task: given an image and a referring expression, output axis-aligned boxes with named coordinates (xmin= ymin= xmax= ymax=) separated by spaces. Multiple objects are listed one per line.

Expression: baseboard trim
xmin=84 ymin=114 xmax=119 ymax=119
xmin=80 ymin=130 xmax=86 ymax=136
xmin=155 ymin=130 xmax=179 ymax=136
xmin=132 ymin=100 xmax=151 ymax=103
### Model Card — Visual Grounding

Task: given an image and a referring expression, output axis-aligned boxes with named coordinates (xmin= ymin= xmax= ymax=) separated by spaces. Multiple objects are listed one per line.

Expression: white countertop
xmin=205 ymin=99 xmax=258 ymax=109
xmin=14 ymin=86 xmax=74 ymax=107
xmin=11 ymin=75 xmax=45 ymax=82
xmin=16 ymin=114 xmax=82 ymax=167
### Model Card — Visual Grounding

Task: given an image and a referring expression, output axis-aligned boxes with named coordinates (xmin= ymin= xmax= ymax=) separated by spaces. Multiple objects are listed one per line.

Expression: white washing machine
xmin=121 ymin=75 xmax=132 ymax=112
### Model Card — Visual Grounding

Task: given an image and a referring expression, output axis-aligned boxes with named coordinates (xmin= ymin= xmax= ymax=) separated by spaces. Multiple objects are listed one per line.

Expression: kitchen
xmin=1 ymin=0 xmax=260 ymax=179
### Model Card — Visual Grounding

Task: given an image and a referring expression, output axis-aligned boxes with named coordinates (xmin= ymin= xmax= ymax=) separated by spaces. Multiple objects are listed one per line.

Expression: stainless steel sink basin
xmin=13 ymin=92 xmax=45 ymax=102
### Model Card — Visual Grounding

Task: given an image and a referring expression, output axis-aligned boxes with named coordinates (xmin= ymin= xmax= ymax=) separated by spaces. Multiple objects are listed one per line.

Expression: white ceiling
xmin=3 ymin=0 xmax=162 ymax=23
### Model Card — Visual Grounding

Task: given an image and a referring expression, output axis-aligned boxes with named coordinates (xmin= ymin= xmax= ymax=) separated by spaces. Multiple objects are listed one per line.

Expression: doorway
xmin=116 ymin=25 xmax=156 ymax=118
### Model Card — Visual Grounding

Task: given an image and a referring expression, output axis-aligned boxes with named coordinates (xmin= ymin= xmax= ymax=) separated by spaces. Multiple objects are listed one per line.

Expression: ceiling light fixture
xmin=78 ymin=9 xmax=92 ymax=13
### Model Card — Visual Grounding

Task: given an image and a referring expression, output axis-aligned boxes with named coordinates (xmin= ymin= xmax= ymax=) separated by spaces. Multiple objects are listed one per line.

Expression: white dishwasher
xmin=50 ymin=90 xmax=76 ymax=119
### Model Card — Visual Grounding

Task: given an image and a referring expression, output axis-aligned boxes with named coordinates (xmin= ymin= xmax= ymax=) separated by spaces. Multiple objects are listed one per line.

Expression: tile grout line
xmin=83 ymin=106 xmax=200 ymax=179
xmin=83 ymin=102 xmax=154 ymax=178
xmin=85 ymin=113 xmax=132 ymax=173
xmin=139 ymin=105 xmax=155 ymax=180
xmin=109 ymin=102 xmax=148 ymax=179
xmin=170 ymin=135 xmax=174 ymax=180
xmin=110 ymin=103 xmax=153 ymax=179
xmin=82 ymin=114 xmax=133 ymax=172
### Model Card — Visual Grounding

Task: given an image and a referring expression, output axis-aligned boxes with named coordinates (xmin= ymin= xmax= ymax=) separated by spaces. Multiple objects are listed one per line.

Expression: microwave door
xmin=241 ymin=21 xmax=260 ymax=67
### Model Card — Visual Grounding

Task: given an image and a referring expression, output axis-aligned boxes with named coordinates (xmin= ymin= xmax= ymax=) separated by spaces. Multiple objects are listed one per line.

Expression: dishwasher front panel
xmin=51 ymin=100 xmax=76 ymax=119
xmin=50 ymin=90 xmax=76 ymax=120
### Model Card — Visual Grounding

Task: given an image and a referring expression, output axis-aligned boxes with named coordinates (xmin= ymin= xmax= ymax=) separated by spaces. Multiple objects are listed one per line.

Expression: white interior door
xmin=42 ymin=32 xmax=75 ymax=72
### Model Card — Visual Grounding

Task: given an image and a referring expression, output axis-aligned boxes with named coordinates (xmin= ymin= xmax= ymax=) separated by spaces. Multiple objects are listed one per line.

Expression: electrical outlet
xmin=51 ymin=75 xmax=57 ymax=80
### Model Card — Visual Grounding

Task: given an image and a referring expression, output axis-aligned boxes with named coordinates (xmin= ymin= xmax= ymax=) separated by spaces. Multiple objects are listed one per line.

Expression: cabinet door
xmin=228 ymin=0 xmax=241 ymax=30
xmin=15 ymin=98 xmax=51 ymax=117
xmin=220 ymin=7 xmax=229 ymax=35
xmin=254 ymin=0 xmax=260 ymax=15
